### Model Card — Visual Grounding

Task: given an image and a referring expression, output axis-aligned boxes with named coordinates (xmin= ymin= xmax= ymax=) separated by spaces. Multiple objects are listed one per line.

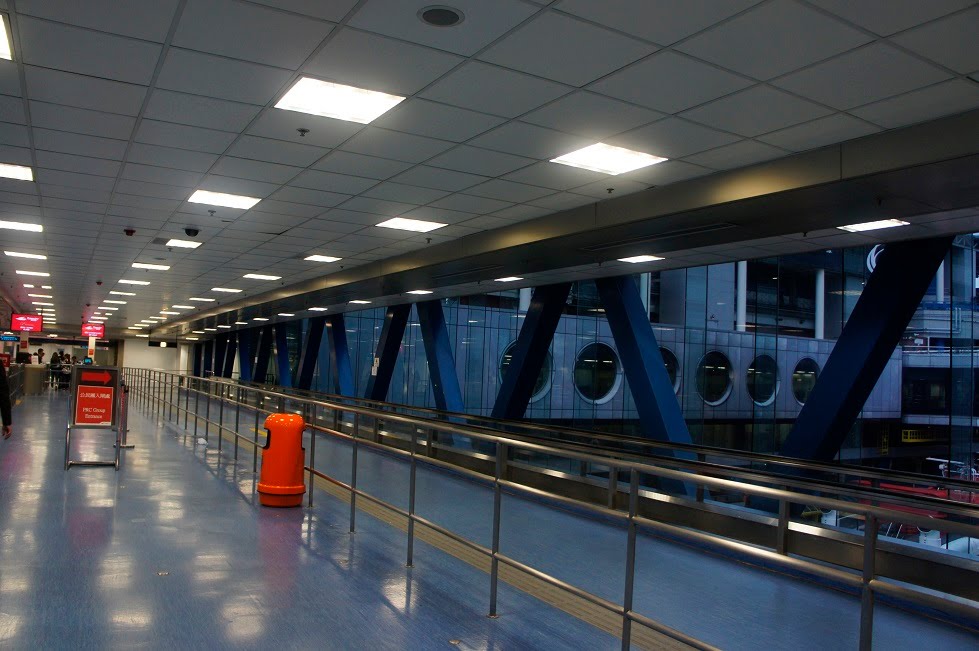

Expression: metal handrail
xmin=126 ymin=368 xmax=979 ymax=651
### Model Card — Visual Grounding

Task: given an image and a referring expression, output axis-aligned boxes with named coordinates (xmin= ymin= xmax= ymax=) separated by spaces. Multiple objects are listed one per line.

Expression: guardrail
xmin=125 ymin=368 xmax=979 ymax=650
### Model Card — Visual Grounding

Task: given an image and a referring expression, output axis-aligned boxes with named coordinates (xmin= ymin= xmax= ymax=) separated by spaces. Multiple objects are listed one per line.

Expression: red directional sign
xmin=81 ymin=323 xmax=105 ymax=338
xmin=81 ymin=370 xmax=113 ymax=384
xmin=11 ymin=313 xmax=43 ymax=332
xmin=70 ymin=366 xmax=120 ymax=429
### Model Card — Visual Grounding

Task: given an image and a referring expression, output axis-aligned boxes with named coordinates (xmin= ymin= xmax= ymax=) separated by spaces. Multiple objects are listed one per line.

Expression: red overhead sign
xmin=11 ymin=313 xmax=43 ymax=332
xmin=81 ymin=323 xmax=105 ymax=338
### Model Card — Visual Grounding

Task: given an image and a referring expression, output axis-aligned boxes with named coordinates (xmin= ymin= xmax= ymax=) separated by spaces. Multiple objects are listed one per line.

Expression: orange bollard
xmin=258 ymin=413 xmax=306 ymax=507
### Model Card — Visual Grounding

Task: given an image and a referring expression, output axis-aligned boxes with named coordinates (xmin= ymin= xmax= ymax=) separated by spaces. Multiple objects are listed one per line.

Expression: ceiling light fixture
xmin=217 ymin=325 xmax=232 ymax=329
xmin=253 ymin=317 xmax=269 ymax=321
xmin=188 ymin=297 xmax=216 ymax=302
xmin=160 ymin=311 xmax=180 ymax=315
xmin=171 ymin=305 xmax=194 ymax=309
xmin=211 ymin=287 xmax=242 ymax=293
xmin=31 ymin=301 xmax=53 ymax=306
xmin=188 ymin=189 xmax=260 ymax=210
xmin=234 ymin=321 xmax=247 ymax=325
xmin=277 ymin=313 xmax=294 ymax=317
xmin=0 ymin=220 xmax=42 ymax=232
xmin=127 ymin=326 xmax=144 ymax=330
xmin=119 ymin=279 xmax=150 ymax=285
xmin=165 ymin=238 xmax=202 ymax=249
xmin=185 ymin=337 xmax=199 ymax=341
xmin=349 ymin=300 xmax=371 ymax=305
xmin=27 ymin=294 xmax=52 ymax=298
xmin=837 ymin=219 xmax=910 ymax=233
xmin=132 ymin=262 xmax=170 ymax=271
xmin=243 ymin=273 xmax=281 ymax=281
xmin=204 ymin=328 xmax=217 ymax=332
xmin=41 ymin=285 xmax=51 ymax=289
xmin=4 ymin=251 xmax=45 ymax=259
xmin=135 ymin=334 xmax=149 ymax=338
xmin=16 ymin=270 xmax=49 ymax=276
xmin=407 ymin=290 xmax=433 ymax=295
xmin=103 ymin=299 xmax=127 ymax=304
xmin=110 ymin=291 xmax=136 ymax=296
xmin=551 ymin=143 xmax=667 ymax=175
xmin=22 ymin=284 xmax=34 ymax=288
xmin=308 ymin=307 xmax=328 ymax=311
xmin=99 ymin=306 xmax=119 ymax=311
xmin=376 ymin=217 xmax=446 ymax=233
xmin=304 ymin=254 xmax=342 ymax=263
xmin=0 ymin=163 xmax=34 ymax=181
xmin=0 ymin=16 xmax=12 ymax=61
xmin=275 ymin=77 xmax=405 ymax=124
xmin=618 ymin=255 xmax=665 ymax=264
xmin=495 ymin=277 xmax=523 ymax=282
xmin=192 ymin=330 xmax=205 ymax=334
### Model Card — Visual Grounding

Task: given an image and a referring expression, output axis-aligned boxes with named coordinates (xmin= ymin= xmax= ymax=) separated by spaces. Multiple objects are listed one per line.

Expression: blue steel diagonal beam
xmin=596 ymin=275 xmax=696 ymax=498
xmin=274 ymin=324 xmax=293 ymax=388
xmin=492 ymin=283 xmax=571 ymax=420
xmin=202 ymin=339 xmax=214 ymax=377
xmin=416 ymin=300 xmax=464 ymax=413
xmin=326 ymin=314 xmax=355 ymax=396
xmin=213 ymin=335 xmax=228 ymax=378
xmin=222 ymin=335 xmax=237 ymax=378
xmin=364 ymin=305 xmax=411 ymax=401
xmin=237 ymin=329 xmax=255 ymax=382
xmin=192 ymin=342 xmax=202 ymax=377
xmin=295 ymin=316 xmax=327 ymax=390
xmin=781 ymin=236 xmax=953 ymax=460
xmin=253 ymin=325 xmax=273 ymax=383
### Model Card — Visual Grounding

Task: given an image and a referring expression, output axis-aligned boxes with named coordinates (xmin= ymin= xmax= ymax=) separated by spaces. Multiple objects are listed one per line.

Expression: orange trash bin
xmin=258 ymin=413 xmax=307 ymax=507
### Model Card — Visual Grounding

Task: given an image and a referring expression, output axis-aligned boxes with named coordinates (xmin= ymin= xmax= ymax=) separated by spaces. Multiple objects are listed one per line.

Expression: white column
xmin=518 ymin=287 xmax=532 ymax=313
xmin=736 ymin=260 xmax=747 ymax=332
xmin=639 ymin=272 xmax=651 ymax=317
xmin=815 ymin=268 xmax=825 ymax=340
xmin=936 ymin=260 xmax=945 ymax=303
xmin=87 ymin=336 xmax=96 ymax=362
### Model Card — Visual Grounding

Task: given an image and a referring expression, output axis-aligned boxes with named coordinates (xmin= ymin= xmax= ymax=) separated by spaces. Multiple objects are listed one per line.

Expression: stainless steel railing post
xmin=349 ymin=412 xmax=359 ymax=533
xmin=252 ymin=405 xmax=259 ymax=473
xmin=621 ymin=469 xmax=639 ymax=651
xmin=859 ymin=514 xmax=878 ymax=651
xmin=234 ymin=386 xmax=241 ymax=462
xmin=193 ymin=381 xmax=200 ymax=438
xmin=406 ymin=427 xmax=418 ymax=567
xmin=307 ymin=404 xmax=316 ymax=508
xmin=776 ymin=496 xmax=790 ymax=555
xmin=489 ymin=441 xmax=506 ymax=618
xmin=217 ymin=387 xmax=225 ymax=454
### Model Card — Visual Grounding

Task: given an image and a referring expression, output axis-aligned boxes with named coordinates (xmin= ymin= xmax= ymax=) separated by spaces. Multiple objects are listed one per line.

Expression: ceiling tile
xmin=197 ymin=175 xmax=281 ymax=198
xmin=19 ymin=16 xmax=162 ymax=85
xmin=420 ymin=61 xmax=570 ymax=118
xmin=36 ymin=168 xmax=114 ymax=191
xmin=112 ymin=193 xmax=181 ymax=212
xmin=303 ymin=28 xmax=464 ymax=96
xmin=465 ymin=179 xmax=554 ymax=203
xmin=174 ymin=0 xmax=330 ymax=69
xmin=127 ymin=143 xmax=219 ymax=173
xmin=607 ymin=117 xmax=739 ymax=158
xmin=557 ymin=0 xmax=760 ymax=45
xmin=774 ymin=43 xmax=951 ymax=110
xmin=398 ymin=206 xmax=473 ymax=225
xmin=426 ymin=145 xmax=535 ymax=177
xmin=144 ymin=89 xmax=262 ymax=133
xmin=431 ymin=193 xmax=513 ymax=214
xmin=522 ymin=91 xmax=662 ymax=139
xmin=247 ymin=108 xmax=363 ymax=148
xmin=572 ymin=178 xmax=650 ymax=198
xmin=390 ymin=165 xmax=487 ymax=192
xmin=0 ymin=144 xmax=32 ymax=166
xmin=210 ymin=157 xmax=302 ymax=184
xmin=525 ymin=192 xmax=592 ymax=210
xmin=681 ymin=85 xmax=833 ymax=137
xmin=340 ymin=196 xmax=416 ymax=217
xmin=25 ymin=66 xmax=147 ymax=115
xmin=35 ymin=150 xmax=121 ymax=177
xmin=501 ymin=161 xmax=607 ymax=191
xmin=616 ymin=159 xmax=712 ymax=187
xmin=32 ymin=128 xmax=128 ymax=160
xmin=115 ymin=178 xmax=189 ymax=200
xmin=135 ymin=119 xmax=237 ymax=154
xmin=0 ymin=60 xmax=20 ymax=97
xmin=372 ymin=98 xmax=504 ymax=142
xmin=312 ymin=151 xmax=412 ymax=179
xmin=849 ymin=79 xmax=979 ymax=129
xmin=489 ymin=204 xmax=550 ymax=221
xmin=269 ymin=186 xmax=350 ymax=208
xmin=339 ymin=127 xmax=454 ymax=163
xmin=254 ymin=199 xmax=323 ymax=218
xmin=361 ymin=181 xmax=449 ymax=205
xmin=677 ymin=0 xmax=871 ymax=80
xmin=683 ymin=140 xmax=786 ymax=170
xmin=29 ymin=101 xmax=136 ymax=139
xmin=892 ymin=7 xmax=979 ymax=74
xmin=0 ymin=95 xmax=24 ymax=124
xmin=248 ymin=0 xmax=358 ymax=21
xmin=756 ymin=113 xmax=880 ymax=151
xmin=16 ymin=0 xmax=181 ymax=41
xmin=156 ymin=48 xmax=292 ymax=105
xmin=808 ymin=0 xmax=974 ymax=36
xmin=121 ymin=162 xmax=202 ymax=187
xmin=227 ymin=135 xmax=330 ymax=167
xmin=468 ymin=122 xmax=591 ymax=159
xmin=290 ymin=169 xmax=378 ymax=194
xmin=480 ymin=12 xmax=655 ymax=86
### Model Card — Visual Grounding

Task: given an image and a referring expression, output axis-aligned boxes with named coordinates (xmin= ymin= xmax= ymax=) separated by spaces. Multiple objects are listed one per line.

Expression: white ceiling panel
xmin=390 ymin=165 xmax=487 ymax=192
xmin=247 ymin=0 xmax=357 ymax=21
xmin=16 ymin=0 xmax=181 ymax=41
xmin=270 ymin=186 xmax=351 ymax=208
xmin=757 ymin=114 xmax=880 ymax=151
xmin=156 ymin=48 xmax=292 ymax=105
xmin=18 ymin=16 xmax=162 ymax=85
xmin=501 ymin=161 xmax=608 ymax=191
xmin=211 ymin=157 xmax=302 ymax=184
xmin=115 ymin=178 xmax=191 ymax=200
xmin=399 ymin=206 xmax=474 ymax=225
xmin=0 ymin=144 xmax=33 ymax=166
xmin=303 ymin=28 xmax=464 ymax=96
xmin=36 ymin=169 xmax=114 ymax=192
xmin=290 ymin=169 xmax=378 ymax=194
xmin=774 ymin=43 xmax=951 ymax=110
xmin=683 ymin=140 xmax=787 ymax=170
xmin=24 ymin=66 xmax=147 ymax=115
xmin=465 ymin=179 xmax=554 ymax=203
xmin=127 ymin=143 xmax=218 ymax=173
xmin=525 ymin=191 xmax=592 ymax=211
xmin=426 ymin=145 xmax=535 ymax=177
xmin=248 ymin=199 xmax=322 ymax=218
xmin=174 ymin=0 xmax=330 ymax=69
xmin=0 ymin=60 xmax=22 ymax=96
xmin=120 ymin=163 xmax=202 ymax=188
xmin=111 ymin=193 xmax=182 ymax=212
xmin=617 ymin=159 xmax=712 ymax=186
xmin=247 ymin=108 xmax=362 ymax=149
xmin=227 ymin=135 xmax=330 ymax=167
xmin=135 ymin=119 xmax=237 ymax=154
xmin=607 ymin=117 xmax=739 ymax=158
xmin=28 ymin=101 xmax=136 ymax=139
xmin=0 ymin=122 xmax=29 ymax=147
xmin=0 ymin=94 xmax=25 ymax=124
xmin=420 ymin=61 xmax=570 ymax=118
xmin=40 ymin=184 xmax=110 ymax=203
xmin=431 ymin=193 xmax=512 ymax=215
xmin=32 ymin=128 xmax=127 ymax=160
xmin=339 ymin=127 xmax=454 ymax=163
xmin=681 ymin=85 xmax=833 ymax=137
xmin=468 ymin=122 xmax=591 ymax=160
xmin=522 ymin=91 xmax=662 ymax=139
xmin=341 ymin=196 xmax=417 ymax=217
xmin=588 ymin=51 xmax=753 ymax=115
xmin=677 ymin=0 xmax=871 ymax=80
xmin=488 ymin=204 xmax=550 ymax=221
xmin=34 ymin=150 xmax=121 ymax=177
xmin=891 ymin=7 xmax=979 ymax=74
xmin=557 ymin=0 xmax=760 ymax=45
xmin=312 ymin=150 xmax=412 ymax=180
xmin=198 ymin=175 xmax=281 ymax=198
xmin=571 ymin=178 xmax=650 ymax=199
xmin=143 ymin=89 xmax=262 ymax=133
xmin=372 ymin=98 xmax=504 ymax=142
xmin=361 ymin=181 xmax=449 ymax=205
xmin=480 ymin=12 xmax=655 ymax=86
xmin=808 ymin=0 xmax=974 ymax=37
xmin=849 ymin=80 xmax=979 ymax=129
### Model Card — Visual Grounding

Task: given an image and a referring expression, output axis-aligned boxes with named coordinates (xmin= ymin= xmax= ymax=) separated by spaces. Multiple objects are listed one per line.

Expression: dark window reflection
xmin=500 ymin=342 xmax=551 ymax=401
xmin=792 ymin=358 xmax=820 ymax=404
xmin=747 ymin=355 xmax=779 ymax=405
xmin=660 ymin=347 xmax=679 ymax=392
xmin=696 ymin=351 xmax=732 ymax=405
xmin=574 ymin=343 xmax=620 ymax=402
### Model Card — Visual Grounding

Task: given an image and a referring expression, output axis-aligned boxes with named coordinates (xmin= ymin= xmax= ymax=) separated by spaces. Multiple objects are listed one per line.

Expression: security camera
xmin=96 ymin=280 xmax=102 ymax=286
xmin=185 ymin=227 xmax=200 ymax=237
xmin=124 ymin=228 xmax=135 ymax=236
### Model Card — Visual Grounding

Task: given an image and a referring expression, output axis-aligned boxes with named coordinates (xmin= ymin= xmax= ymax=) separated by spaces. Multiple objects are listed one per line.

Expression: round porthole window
xmin=660 ymin=347 xmax=680 ymax=393
xmin=499 ymin=341 xmax=552 ymax=402
xmin=573 ymin=342 xmax=622 ymax=404
xmin=746 ymin=355 xmax=779 ymax=406
xmin=792 ymin=358 xmax=820 ymax=405
xmin=696 ymin=351 xmax=732 ymax=406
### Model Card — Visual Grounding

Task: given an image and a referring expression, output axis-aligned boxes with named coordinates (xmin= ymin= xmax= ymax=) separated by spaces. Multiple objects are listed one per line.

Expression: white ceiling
xmin=0 ymin=0 xmax=976 ymax=335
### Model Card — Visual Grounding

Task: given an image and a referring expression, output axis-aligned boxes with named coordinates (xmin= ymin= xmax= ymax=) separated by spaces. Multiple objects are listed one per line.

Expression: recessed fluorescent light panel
xmin=495 ymin=277 xmax=523 ymax=283
xmin=243 ymin=273 xmax=281 ymax=280
xmin=204 ymin=328 xmax=217 ymax=332
xmin=5 ymin=251 xmax=45 ymax=259
xmin=16 ymin=270 xmax=49 ymax=276
xmin=119 ymin=279 xmax=150 ymax=285
xmin=166 ymin=239 xmax=202 ymax=249
xmin=188 ymin=190 xmax=260 ymax=210
xmin=275 ymin=77 xmax=405 ymax=124
xmin=135 ymin=334 xmax=149 ymax=338
xmin=27 ymin=294 xmax=52 ymax=298
xmin=110 ymin=291 xmax=135 ymax=296
xmin=253 ymin=317 xmax=269 ymax=321
xmin=0 ymin=220 xmax=42 ymax=232
xmin=234 ymin=322 xmax=248 ymax=325
xmin=41 ymin=285 xmax=51 ymax=289
xmin=160 ymin=311 xmax=180 ymax=315
xmin=551 ymin=143 xmax=667 ymax=175
xmin=308 ymin=307 xmax=328 ymax=312
xmin=618 ymin=255 xmax=665 ymax=264
xmin=22 ymin=284 xmax=34 ymax=288
xmin=189 ymin=297 xmax=215 ymax=302
xmin=837 ymin=219 xmax=910 ymax=233
xmin=185 ymin=337 xmax=199 ymax=341
xmin=171 ymin=305 xmax=194 ymax=309
xmin=211 ymin=287 xmax=242 ymax=293
xmin=304 ymin=254 xmax=342 ymax=263
xmin=217 ymin=325 xmax=232 ymax=329
xmin=103 ymin=300 xmax=127 ymax=304
xmin=376 ymin=217 xmax=446 ymax=233
xmin=132 ymin=262 xmax=170 ymax=271
xmin=349 ymin=300 xmax=371 ymax=305
xmin=407 ymin=290 xmax=433 ymax=295
xmin=0 ymin=163 xmax=34 ymax=181
xmin=0 ymin=16 xmax=12 ymax=61
xmin=278 ymin=313 xmax=294 ymax=317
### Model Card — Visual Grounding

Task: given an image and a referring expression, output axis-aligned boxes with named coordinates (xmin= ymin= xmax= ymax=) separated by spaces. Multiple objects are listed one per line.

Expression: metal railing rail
xmin=126 ymin=368 xmax=979 ymax=651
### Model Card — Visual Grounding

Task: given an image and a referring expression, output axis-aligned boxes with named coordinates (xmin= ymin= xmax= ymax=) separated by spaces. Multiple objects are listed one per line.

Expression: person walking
xmin=0 ymin=359 xmax=12 ymax=439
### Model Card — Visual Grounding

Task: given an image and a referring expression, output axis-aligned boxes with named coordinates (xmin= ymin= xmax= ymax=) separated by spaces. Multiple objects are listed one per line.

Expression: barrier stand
xmin=65 ymin=365 xmax=122 ymax=470
xmin=117 ymin=380 xmax=134 ymax=449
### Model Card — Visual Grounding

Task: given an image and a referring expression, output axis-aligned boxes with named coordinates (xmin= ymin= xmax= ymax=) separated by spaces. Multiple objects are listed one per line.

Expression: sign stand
xmin=65 ymin=365 xmax=122 ymax=471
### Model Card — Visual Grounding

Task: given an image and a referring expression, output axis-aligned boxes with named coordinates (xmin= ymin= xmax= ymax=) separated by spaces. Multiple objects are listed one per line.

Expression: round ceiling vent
xmin=418 ymin=6 xmax=465 ymax=27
